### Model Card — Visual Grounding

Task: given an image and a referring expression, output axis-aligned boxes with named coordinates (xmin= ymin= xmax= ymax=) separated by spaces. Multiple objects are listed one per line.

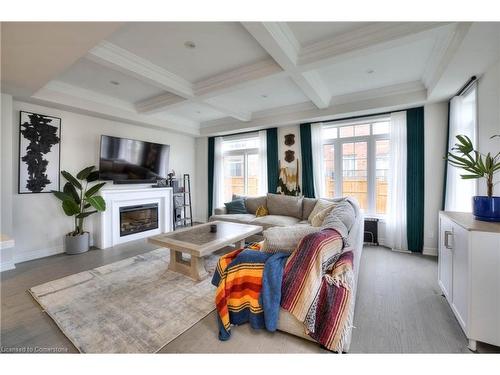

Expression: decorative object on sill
xmin=18 ymin=111 xmax=61 ymax=193
xmin=363 ymin=218 xmax=379 ymax=245
xmin=51 ymin=166 xmax=107 ymax=254
xmin=255 ymin=205 xmax=269 ymax=217
xmin=446 ymin=134 xmax=500 ymax=222
xmin=173 ymin=173 xmax=193 ymax=230
xmin=277 ymin=159 xmax=301 ymax=196
xmin=284 ymin=133 xmax=295 ymax=146
xmin=210 ymin=224 xmax=217 ymax=233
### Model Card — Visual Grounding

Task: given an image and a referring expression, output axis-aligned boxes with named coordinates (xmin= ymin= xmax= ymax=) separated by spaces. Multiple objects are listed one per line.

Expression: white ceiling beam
xmin=87 ymin=41 xmax=251 ymax=122
xmin=199 ymin=81 xmax=428 ymax=136
xmin=422 ymin=23 xmax=472 ymax=99
xmin=88 ymin=41 xmax=194 ymax=98
xmin=297 ymin=22 xmax=455 ymax=71
xmin=242 ymin=22 xmax=332 ymax=109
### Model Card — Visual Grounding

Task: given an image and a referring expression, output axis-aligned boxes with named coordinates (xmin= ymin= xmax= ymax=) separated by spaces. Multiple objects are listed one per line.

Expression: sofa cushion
xmin=302 ymin=197 xmax=318 ymax=220
xmin=262 ymin=224 xmax=321 ymax=253
xmin=224 ymin=198 xmax=247 ymax=214
xmin=252 ymin=215 xmax=301 ymax=230
xmin=307 ymin=199 xmax=336 ymax=223
xmin=266 ymin=193 xmax=303 ymax=219
xmin=233 ymin=194 xmax=266 ymax=214
xmin=209 ymin=214 xmax=256 ymax=225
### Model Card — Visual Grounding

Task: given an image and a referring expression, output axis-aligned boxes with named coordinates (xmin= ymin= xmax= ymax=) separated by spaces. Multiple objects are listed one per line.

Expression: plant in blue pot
xmin=446 ymin=134 xmax=500 ymax=222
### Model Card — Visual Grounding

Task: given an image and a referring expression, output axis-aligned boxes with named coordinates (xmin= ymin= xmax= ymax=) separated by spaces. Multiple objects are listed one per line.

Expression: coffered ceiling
xmin=2 ymin=21 xmax=500 ymax=136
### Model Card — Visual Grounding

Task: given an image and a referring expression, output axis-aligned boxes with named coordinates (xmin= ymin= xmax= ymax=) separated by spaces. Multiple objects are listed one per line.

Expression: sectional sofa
xmin=209 ymin=193 xmax=364 ymax=352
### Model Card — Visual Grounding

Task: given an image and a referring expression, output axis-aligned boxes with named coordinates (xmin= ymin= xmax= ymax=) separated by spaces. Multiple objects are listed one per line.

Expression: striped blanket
xmin=281 ymin=228 xmax=354 ymax=352
xmin=211 ymin=243 xmax=288 ymax=340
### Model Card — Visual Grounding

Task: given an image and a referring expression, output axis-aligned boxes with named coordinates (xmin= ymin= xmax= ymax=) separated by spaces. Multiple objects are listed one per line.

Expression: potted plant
xmin=52 ymin=166 xmax=107 ymax=254
xmin=446 ymin=134 xmax=500 ymax=222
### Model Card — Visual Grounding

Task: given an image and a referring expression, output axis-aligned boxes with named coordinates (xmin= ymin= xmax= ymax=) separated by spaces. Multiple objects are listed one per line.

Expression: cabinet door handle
xmin=444 ymin=230 xmax=453 ymax=249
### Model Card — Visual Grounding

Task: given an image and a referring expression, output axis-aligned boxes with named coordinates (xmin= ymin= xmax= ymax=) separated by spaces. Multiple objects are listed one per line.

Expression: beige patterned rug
xmin=29 ymin=248 xmax=222 ymax=353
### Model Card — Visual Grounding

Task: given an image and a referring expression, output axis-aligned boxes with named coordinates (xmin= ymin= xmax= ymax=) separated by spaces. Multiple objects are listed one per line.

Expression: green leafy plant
xmin=51 ymin=166 xmax=106 ymax=236
xmin=446 ymin=134 xmax=500 ymax=197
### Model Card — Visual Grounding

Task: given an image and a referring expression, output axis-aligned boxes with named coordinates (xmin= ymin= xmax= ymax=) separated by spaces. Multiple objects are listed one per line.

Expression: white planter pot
xmin=64 ymin=232 xmax=90 ymax=255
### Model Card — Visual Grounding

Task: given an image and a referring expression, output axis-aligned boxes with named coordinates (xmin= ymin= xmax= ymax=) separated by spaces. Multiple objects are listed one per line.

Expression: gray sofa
xmin=210 ymin=193 xmax=364 ymax=352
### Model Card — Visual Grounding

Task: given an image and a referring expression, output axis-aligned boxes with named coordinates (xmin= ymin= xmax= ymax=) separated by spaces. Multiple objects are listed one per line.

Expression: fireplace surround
xmin=97 ymin=186 xmax=172 ymax=249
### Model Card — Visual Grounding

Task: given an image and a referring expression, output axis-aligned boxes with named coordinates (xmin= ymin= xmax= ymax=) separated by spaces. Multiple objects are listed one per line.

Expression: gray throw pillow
xmin=266 ymin=193 xmax=303 ymax=219
xmin=224 ymin=199 xmax=248 ymax=214
xmin=321 ymin=199 xmax=356 ymax=239
xmin=262 ymin=225 xmax=322 ymax=253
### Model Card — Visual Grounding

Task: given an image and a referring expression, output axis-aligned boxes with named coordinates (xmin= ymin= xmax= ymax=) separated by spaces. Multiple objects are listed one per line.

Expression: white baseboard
xmin=423 ymin=247 xmax=438 ymax=257
xmin=0 ymin=261 xmax=16 ymax=272
xmin=15 ymin=245 xmax=64 ymax=264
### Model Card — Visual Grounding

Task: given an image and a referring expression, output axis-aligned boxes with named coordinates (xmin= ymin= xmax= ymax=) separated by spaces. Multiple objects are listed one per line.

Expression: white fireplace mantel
xmin=97 ymin=187 xmax=173 ymax=249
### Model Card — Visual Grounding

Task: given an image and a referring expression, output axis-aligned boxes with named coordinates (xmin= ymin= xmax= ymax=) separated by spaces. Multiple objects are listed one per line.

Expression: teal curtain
xmin=300 ymin=123 xmax=315 ymax=198
xmin=266 ymin=128 xmax=279 ymax=193
xmin=207 ymin=137 xmax=215 ymax=218
xmin=406 ymin=107 xmax=425 ymax=252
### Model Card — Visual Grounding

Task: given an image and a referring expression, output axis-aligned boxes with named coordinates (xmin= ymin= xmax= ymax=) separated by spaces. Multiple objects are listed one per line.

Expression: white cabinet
xmin=438 ymin=212 xmax=500 ymax=351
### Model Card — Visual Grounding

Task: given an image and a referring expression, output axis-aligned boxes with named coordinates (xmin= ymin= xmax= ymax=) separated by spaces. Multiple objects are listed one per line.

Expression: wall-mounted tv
xmin=99 ymin=135 xmax=170 ymax=184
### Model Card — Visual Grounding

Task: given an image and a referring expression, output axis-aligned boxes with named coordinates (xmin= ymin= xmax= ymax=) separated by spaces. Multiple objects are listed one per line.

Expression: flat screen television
xmin=99 ymin=135 xmax=170 ymax=184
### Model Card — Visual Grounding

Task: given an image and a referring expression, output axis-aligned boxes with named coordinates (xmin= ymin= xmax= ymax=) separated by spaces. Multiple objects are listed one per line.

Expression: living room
xmin=1 ymin=1 xmax=500 ymax=373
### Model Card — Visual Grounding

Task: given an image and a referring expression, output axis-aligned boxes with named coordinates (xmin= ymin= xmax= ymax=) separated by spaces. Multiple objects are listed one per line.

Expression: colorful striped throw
xmin=211 ymin=243 xmax=273 ymax=340
xmin=281 ymin=228 xmax=354 ymax=352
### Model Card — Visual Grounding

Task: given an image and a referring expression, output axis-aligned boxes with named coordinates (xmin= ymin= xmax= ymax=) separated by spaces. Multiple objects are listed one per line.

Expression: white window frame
xmin=221 ymin=133 xmax=260 ymax=197
xmin=322 ymin=116 xmax=390 ymax=216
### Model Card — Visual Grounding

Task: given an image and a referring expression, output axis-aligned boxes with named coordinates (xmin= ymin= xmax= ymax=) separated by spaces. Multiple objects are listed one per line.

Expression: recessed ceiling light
xmin=196 ymin=110 xmax=201 ymax=114
xmin=184 ymin=41 xmax=196 ymax=49
xmin=110 ymin=80 xmax=120 ymax=85
xmin=261 ymin=94 xmax=268 ymax=98
xmin=366 ymin=69 xmax=375 ymax=74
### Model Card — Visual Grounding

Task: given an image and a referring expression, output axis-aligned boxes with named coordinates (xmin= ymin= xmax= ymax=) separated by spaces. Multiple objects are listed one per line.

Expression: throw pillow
xmin=224 ymin=199 xmax=248 ymax=214
xmin=266 ymin=193 xmax=303 ymax=219
xmin=310 ymin=205 xmax=336 ymax=227
xmin=307 ymin=199 xmax=336 ymax=223
xmin=255 ymin=205 xmax=269 ymax=217
xmin=322 ymin=199 xmax=356 ymax=239
xmin=262 ymin=225 xmax=322 ymax=253
xmin=302 ymin=197 xmax=318 ymax=220
xmin=232 ymin=194 xmax=266 ymax=214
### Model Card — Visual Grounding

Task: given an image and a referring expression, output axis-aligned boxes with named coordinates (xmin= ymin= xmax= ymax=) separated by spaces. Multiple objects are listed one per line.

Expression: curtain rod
xmin=456 ymin=76 xmax=477 ymax=97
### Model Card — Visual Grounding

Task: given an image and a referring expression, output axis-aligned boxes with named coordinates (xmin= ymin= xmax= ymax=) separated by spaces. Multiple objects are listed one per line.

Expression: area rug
xmin=29 ymin=248 xmax=221 ymax=353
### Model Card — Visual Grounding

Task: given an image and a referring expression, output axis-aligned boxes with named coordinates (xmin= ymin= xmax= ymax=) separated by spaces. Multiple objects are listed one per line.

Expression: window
xmin=221 ymin=134 xmax=261 ymax=202
xmin=322 ymin=119 xmax=390 ymax=215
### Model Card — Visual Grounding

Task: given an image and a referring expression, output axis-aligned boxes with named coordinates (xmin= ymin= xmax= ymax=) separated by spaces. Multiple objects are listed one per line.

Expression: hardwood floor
xmin=1 ymin=241 xmax=498 ymax=353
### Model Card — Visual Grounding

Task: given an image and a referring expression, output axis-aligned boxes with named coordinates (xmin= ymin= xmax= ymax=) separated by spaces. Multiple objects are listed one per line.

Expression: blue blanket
xmin=211 ymin=248 xmax=289 ymax=340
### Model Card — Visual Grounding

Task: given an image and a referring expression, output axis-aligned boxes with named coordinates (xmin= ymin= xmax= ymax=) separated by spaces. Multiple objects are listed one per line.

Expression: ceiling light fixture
xmin=366 ymin=69 xmax=375 ymax=74
xmin=184 ymin=41 xmax=196 ymax=49
xmin=261 ymin=94 xmax=268 ymax=98
xmin=196 ymin=111 xmax=201 ymax=114
xmin=110 ymin=80 xmax=120 ymax=85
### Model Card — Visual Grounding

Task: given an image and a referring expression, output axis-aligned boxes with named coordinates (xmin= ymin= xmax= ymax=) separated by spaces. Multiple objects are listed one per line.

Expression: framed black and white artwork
xmin=18 ymin=111 xmax=61 ymax=194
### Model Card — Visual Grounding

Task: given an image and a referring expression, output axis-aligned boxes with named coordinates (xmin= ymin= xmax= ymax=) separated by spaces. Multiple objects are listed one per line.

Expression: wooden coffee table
xmin=147 ymin=221 xmax=263 ymax=281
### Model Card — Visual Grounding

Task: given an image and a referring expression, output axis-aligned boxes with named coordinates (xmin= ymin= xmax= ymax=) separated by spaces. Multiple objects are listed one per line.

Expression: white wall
xmin=423 ymin=102 xmax=449 ymax=254
xmin=478 ymin=59 xmax=500 ymax=196
xmin=8 ymin=100 xmax=195 ymax=263
xmin=194 ymin=136 xmax=208 ymax=222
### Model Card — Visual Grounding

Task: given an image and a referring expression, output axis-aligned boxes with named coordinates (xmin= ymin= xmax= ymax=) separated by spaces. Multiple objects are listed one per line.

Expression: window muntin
xmin=221 ymin=134 xmax=260 ymax=201
xmin=322 ymin=118 xmax=390 ymax=216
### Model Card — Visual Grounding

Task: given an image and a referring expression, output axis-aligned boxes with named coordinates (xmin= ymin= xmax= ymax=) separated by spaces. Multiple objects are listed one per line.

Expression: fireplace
xmin=119 ymin=203 xmax=159 ymax=237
